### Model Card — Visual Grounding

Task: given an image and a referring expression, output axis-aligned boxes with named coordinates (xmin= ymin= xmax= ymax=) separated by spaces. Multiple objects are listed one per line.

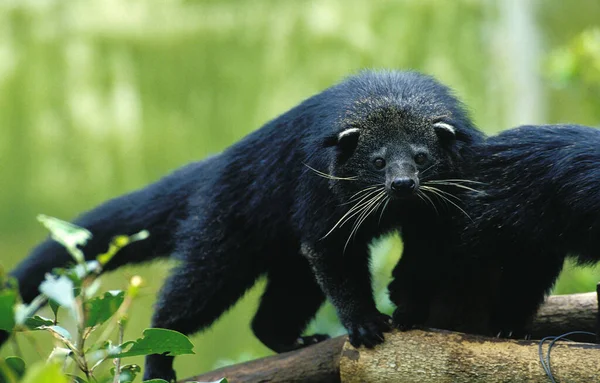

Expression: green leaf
xmin=112 ymin=328 xmax=195 ymax=358
xmin=37 ymin=215 xmax=92 ymax=264
xmin=49 ymin=299 xmax=60 ymax=322
xmin=24 ymin=315 xmax=54 ymax=329
xmin=112 ymin=364 xmax=141 ymax=383
xmin=5 ymin=357 xmax=26 ymax=378
xmin=0 ymin=290 xmax=16 ymax=331
xmin=19 ymin=361 xmax=68 ymax=383
xmin=39 ymin=275 xmax=75 ymax=312
xmin=85 ymin=290 xmax=125 ymax=327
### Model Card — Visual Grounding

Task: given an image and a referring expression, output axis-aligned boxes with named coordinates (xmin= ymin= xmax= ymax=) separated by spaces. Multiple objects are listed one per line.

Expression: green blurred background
xmin=1 ymin=0 xmax=600 ymax=378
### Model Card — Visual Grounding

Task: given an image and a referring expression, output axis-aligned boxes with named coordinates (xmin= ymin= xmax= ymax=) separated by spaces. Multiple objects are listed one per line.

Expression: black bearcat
xmin=389 ymin=124 xmax=600 ymax=338
xmin=3 ymin=70 xmax=482 ymax=381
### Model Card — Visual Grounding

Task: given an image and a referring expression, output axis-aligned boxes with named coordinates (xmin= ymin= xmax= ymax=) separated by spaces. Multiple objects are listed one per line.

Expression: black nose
xmin=391 ymin=177 xmax=416 ymax=193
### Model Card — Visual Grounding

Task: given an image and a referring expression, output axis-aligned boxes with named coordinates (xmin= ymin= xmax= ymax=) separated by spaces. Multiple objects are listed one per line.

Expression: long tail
xmin=8 ymin=160 xmax=207 ymax=304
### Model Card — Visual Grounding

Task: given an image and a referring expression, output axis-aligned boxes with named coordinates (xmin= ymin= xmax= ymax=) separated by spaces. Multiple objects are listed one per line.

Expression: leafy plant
xmin=0 ymin=216 xmax=223 ymax=383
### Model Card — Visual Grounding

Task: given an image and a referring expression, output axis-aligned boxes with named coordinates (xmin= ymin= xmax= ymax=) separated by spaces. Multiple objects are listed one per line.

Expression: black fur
xmin=389 ymin=124 xmax=600 ymax=337
xmin=3 ymin=70 xmax=482 ymax=381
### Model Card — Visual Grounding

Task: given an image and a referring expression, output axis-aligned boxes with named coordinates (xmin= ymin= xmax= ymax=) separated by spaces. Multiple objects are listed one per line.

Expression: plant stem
xmin=76 ymin=284 xmax=92 ymax=381
xmin=112 ymin=320 xmax=125 ymax=383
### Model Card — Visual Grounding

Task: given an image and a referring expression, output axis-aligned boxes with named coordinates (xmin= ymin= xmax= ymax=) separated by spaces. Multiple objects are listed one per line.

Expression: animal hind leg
xmin=144 ymin=255 xmax=264 ymax=381
xmin=491 ymin=252 xmax=564 ymax=338
xmin=251 ymin=254 xmax=328 ymax=353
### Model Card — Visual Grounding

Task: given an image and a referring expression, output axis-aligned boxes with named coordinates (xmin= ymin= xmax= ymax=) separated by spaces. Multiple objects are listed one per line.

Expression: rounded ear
xmin=323 ymin=128 xmax=360 ymax=163
xmin=323 ymin=128 xmax=360 ymax=151
xmin=434 ymin=122 xmax=456 ymax=142
xmin=336 ymin=128 xmax=360 ymax=152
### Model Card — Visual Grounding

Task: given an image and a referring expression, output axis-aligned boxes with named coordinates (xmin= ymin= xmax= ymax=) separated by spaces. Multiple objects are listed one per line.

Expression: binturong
xmin=2 ymin=70 xmax=482 ymax=381
xmin=389 ymin=124 xmax=600 ymax=339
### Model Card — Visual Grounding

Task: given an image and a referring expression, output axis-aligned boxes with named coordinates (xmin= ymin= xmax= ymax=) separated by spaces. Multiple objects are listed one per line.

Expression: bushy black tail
xmin=8 ymin=160 xmax=207 ymax=304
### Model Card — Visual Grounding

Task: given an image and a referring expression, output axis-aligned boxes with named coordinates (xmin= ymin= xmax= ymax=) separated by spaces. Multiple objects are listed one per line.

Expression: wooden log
xmin=339 ymin=329 xmax=600 ymax=383
xmin=181 ymin=337 xmax=345 ymax=383
xmin=531 ymin=292 xmax=597 ymax=339
xmin=182 ymin=292 xmax=600 ymax=383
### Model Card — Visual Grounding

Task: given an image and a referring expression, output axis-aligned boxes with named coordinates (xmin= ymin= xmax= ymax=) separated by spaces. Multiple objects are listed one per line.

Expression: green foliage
xmin=85 ymin=291 xmax=125 ymax=328
xmin=23 ymin=316 xmax=54 ymax=330
xmin=18 ymin=362 xmax=68 ymax=383
xmin=0 ymin=216 xmax=212 ymax=382
xmin=113 ymin=329 xmax=195 ymax=359
xmin=112 ymin=364 xmax=141 ymax=383
xmin=4 ymin=357 xmax=26 ymax=378
xmin=0 ymin=356 xmax=26 ymax=382
xmin=0 ymin=290 xmax=17 ymax=332
xmin=36 ymin=215 xmax=93 ymax=265
xmin=547 ymin=28 xmax=600 ymax=88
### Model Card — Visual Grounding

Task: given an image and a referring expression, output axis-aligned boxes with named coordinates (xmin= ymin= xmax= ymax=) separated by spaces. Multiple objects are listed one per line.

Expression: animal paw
xmin=346 ymin=313 xmax=393 ymax=348
xmin=265 ymin=333 xmax=330 ymax=353
xmin=494 ymin=328 xmax=531 ymax=340
xmin=294 ymin=334 xmax=331 ymax=348
xmin=392 ymin=306 xmax=421 ymax=331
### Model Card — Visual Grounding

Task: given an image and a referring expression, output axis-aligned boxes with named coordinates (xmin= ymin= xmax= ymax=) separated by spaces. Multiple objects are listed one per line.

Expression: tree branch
xmin=181 ymin=292 xmax=599 ymax=383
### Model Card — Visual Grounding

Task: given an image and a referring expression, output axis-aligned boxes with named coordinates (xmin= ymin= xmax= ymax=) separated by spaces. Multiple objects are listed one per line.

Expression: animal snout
xmin=390 ymin=177 xmax=416 ymax=195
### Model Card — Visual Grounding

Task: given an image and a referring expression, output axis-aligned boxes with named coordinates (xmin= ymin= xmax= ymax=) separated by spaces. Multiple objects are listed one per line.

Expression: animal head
xmin=318 ymin=70 xmax=482 ymax=207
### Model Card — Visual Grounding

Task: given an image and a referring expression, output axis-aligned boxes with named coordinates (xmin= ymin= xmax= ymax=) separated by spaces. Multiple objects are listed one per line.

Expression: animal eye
xmin=414 ymin=153 xmax=428 ymax=165
xmin=373 ymin=158 xmax=386 ymax=169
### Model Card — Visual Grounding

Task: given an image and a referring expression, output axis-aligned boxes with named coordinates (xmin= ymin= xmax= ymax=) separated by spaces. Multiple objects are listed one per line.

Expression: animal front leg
xmin=301 ymin=242 xmax=392 ymax=348
xmin=251 ymin=254 xmax=328 ymax=352
xmin=388 ymin=254 xmax=432 ymax=331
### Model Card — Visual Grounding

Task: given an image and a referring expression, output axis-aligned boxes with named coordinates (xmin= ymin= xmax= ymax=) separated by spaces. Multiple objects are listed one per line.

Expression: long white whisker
xmin=337 ymin=188 xmax=386 ymax=228
xmin=350 ymin=191 xmax=386 ymax=234
xmin=424 ymin=180 xmax=482 ymax=193
xmin=426 ymin=179 xmax=486 ymax=185
xmin=420 ymin=163 xmax=438 ymax=176
xmin=417 ymin=189 xmax=438 ymax=215
xmin=421 ymin=186 xmax=451 ymax=209
xmin=428 ymin=179 xmax=486 ymax=184
xmin=303 ymin=163 xmax=358 ymax=181
xmin=341 ymin=184 xmax=382 ymax=206
xmin=343 ymin=196 xmax=379 ymax=253
xmin=422 ymin=185 xmax=462 ymax=202
xmin=378 ymin=197 xmax=390 ymax=225
xmin=422 ymin=187 xmax=473 ymax=222
xmin=321 ymin=187 xmax=384 ymax=239
xmin=344 ymin=191 xmax=386 ymax=253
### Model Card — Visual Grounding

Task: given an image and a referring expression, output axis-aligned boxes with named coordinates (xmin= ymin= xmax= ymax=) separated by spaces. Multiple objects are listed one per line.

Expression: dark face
xmin=312 ymin=71 xmax=481 ymax=240
xmin=324 ymin=107 xmax=461 ymax=205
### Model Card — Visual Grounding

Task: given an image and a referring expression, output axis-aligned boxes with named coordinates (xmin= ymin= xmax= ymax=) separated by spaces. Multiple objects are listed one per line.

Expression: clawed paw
xmin=392 ymin=307 xmax=420 ymax=331
xmin=347 ymin=313 xmax=393 ymax=348
xmin=294 ymin=333 xmax=331 ymax=348
xmin=493 ymin=328 xmax=531 ymax=340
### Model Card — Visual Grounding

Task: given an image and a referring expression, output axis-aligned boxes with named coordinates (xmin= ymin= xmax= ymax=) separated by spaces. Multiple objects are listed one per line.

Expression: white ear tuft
xmin=338 ymin=128 xmax=360 ymax=140
xmin=433 ymin=122 xmax=456 ymax=135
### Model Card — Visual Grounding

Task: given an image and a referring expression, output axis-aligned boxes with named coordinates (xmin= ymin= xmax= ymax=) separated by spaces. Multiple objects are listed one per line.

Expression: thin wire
xmin=538 ymin=331 xmax=596 ymax=383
